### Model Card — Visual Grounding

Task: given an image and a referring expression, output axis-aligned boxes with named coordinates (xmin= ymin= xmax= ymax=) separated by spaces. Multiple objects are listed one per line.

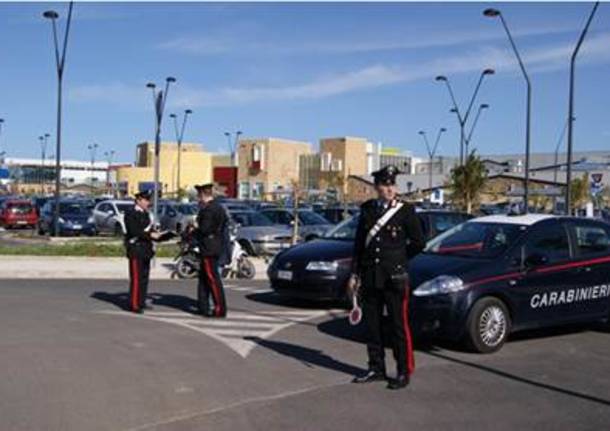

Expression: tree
xmin=448 ymin=151 xmax=487 ymax=214
xmin=570 ymin=173 xmax=590 ymax=213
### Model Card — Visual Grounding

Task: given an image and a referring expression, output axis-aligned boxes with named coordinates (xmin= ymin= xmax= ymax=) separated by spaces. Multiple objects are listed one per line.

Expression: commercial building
xmin=236 ymin=137 xmax=312 ymax=200
xmin=114 ymin=141 xmax=213 ymax=197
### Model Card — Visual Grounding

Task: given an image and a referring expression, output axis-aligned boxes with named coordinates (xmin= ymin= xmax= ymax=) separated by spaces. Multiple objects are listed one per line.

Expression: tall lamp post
xmin=87 ymin=143 xmax=98 ymax=194
xmin=146 ymin=77 xmax=176 ymax=223
xmin=435 ymin=69 xmax=494 ymax=165
xmin=103 ymin=150 xmax=115 ymax=197
xmin=43 ymin=2 xmax=74 ymax=236
xmin=418 ymin=127 xmax=447 ymax=195
xmin=565 ymin=1 xmax=599 ymax=215
xmin=0 ymin=119 xmax=4 ymax=157
xmin=464 ymin=103 xmax=489 ymax=154
xmin=169 ymin=109 xmax=192 ymax=197
xmin=484 ymin=8 xmax=531 ymax=213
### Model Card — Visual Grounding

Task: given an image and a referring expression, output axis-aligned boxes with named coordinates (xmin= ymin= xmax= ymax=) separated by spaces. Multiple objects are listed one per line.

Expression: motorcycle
xmin=174 ymin=226 xmax=256 ymax=280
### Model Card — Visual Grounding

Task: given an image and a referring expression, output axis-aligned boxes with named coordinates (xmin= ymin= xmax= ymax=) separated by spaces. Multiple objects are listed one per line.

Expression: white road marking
xmin=96 ymin=308 xmax=343 ymax=358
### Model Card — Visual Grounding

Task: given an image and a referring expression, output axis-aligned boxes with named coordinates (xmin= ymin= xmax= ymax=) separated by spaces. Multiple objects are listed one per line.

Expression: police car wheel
xmin=465 ymin=297 xmax=511 ymax=353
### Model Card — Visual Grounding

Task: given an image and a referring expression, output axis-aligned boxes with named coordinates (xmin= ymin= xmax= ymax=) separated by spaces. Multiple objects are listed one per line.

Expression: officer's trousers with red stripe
xmin=128 ymin=256 xmax=151 ymax=312
xmin=362 ymin=283 xmax=415 ymax=376
xmin=198 ymin=256 xmax=227 ymax=317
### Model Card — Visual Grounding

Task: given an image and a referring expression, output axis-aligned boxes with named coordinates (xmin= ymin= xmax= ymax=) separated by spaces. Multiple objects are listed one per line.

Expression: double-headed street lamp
xmin=565 ymin=2 xmax=599 ymax=215
xmin=87 ymin=143 xmax=99 ymax=193
xmin=169 ymin=109 xmax=192 ymax=196
xmin=103 ymin=150 xmax=115 ymax=196
xmin=435 ymin=68 xmax=494 ymax=165
xmin=43 ymin=2 xmax=74 ymax=236
xmin=146 ymin=77 xmax=176 ymax=223
xmin=418 ymin=127 xmax=447 ymax=194
xmin=224 ymin=130 xmax=243 ymax=167
xmin=484 ymin=7 xmax=531 ymax=213
xmin=464 ymin=103 xmax=490 ymax=153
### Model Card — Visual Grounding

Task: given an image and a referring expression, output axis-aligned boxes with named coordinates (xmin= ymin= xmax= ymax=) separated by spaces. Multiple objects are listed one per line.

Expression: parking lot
xmin=1 ymin=278 xmax=609 ymax=431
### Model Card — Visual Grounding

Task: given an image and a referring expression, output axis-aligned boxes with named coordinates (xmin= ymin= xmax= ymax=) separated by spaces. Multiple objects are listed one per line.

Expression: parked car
xmin=92 ymin=200 xmax=135 ymax=236
xmin=229 ymin=210 xmax=296 ymax=257
xmin=38 ymin=199 xmax=97 ymax=236
xmin=260 ymin=208 xmax=333 ymax=240
xmin=315 ymin=206 xmax=360 ymax=224
xmin=158 ymin=201 xmax=198 ymax=233
xmin=0 ymin=199 xmax=38 ymax=229
xmin=267 ymin=210 xmax=472 ymax=302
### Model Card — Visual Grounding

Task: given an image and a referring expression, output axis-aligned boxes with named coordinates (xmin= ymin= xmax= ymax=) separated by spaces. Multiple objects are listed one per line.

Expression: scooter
xmin=174 ymin=227 xmax=256 ymax=280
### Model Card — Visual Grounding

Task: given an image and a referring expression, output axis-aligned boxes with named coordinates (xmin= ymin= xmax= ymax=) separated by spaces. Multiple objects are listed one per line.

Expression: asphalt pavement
xmin=1 ymin=278 xmax=609 ymax=431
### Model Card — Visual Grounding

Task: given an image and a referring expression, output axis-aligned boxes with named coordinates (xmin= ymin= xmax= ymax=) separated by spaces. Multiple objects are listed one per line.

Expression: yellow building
xmin=237 ymin=137 xmax=312 ymax=200
xmin=115 ymin=141 xmax=213 ymax=197
xmin=318 ymin=136 xmax=377 ymax=191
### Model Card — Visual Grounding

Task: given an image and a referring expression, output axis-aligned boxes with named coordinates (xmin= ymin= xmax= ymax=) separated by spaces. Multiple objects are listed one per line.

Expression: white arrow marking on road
xmin=96 ymin=309 xmax=341 ymax=358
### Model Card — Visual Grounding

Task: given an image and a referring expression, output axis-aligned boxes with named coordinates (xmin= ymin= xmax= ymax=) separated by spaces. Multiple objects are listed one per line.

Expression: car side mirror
xmin=524 ymin=253 xmax=548 ymax=268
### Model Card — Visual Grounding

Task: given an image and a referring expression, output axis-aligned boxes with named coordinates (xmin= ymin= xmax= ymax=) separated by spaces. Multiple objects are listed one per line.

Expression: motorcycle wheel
xmin=237 ymin=258 xmax=256 ymax=279
xmin=220 ymin=267 xmax=231 ymax=279
xmin=176 ymin=257 xmax=198 ymax=279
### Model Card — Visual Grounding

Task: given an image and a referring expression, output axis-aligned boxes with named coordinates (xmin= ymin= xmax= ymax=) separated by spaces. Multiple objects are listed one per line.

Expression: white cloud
xmin=70 ymin=32 xmax=610 ymax=109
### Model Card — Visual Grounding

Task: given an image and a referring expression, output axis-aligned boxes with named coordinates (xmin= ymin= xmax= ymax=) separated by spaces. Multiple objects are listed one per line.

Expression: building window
xmin=239 ymin=182 xmax=250 ymax=199
xmin=252 ymin=182 xmax=264 ymax=199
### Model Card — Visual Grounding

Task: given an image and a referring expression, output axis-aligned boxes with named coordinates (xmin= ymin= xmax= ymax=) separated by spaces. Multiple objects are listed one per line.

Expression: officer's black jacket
xmin=196 ymin=199 xmax=228 ymax=257
xmin=124 ymin=207 xmax=154 ymax=259
xmin=351 ymin=199 xmax=425 ymax=283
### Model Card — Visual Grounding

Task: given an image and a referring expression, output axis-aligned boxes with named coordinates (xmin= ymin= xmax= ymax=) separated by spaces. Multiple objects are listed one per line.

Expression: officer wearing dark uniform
xmin=349 ymin=165 xmax=425 ymax=389
xmin=195 ymin=183 xmax=229 ymax=317
xmin=124 ymin=190 xmax=161 ymax=313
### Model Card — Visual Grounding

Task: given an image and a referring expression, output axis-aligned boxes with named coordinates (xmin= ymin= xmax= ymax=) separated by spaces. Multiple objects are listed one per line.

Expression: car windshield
xmin=425 ymin=221 xmax=526 ymax=258
xmin=324 ymin=216 xmax=359 ymax=240
xmin=116 ymin=203 xmax=134 ymax=214
xmin=58 ymin=202 xmax=90 ymax=215
xmin=298 ymin=211 xmax=330 ymax=225
xmin=7 ymin=202 xmax=33 ymax=213
xmin=231 ymin=211 xmax=274 ymax=227
xmin=178 ymin=204 xmax=197 ymax=215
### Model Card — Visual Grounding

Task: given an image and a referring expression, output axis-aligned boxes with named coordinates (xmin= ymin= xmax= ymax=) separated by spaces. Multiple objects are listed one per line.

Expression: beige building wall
xmin=237 ymin=137 xmax=312 ymax=199
xmin=319 ymin=136 xmax=370 ymax=196
xmin=116 ymin=141 xmax=213 ymax=197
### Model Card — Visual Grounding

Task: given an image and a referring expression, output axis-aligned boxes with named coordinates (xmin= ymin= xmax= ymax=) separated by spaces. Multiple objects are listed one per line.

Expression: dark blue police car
xmin=410 ymin=214 xmax=610 ymax=353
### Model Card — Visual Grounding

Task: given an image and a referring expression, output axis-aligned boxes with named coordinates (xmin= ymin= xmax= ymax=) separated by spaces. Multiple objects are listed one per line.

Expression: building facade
xmin=236 ymin=137 xmax=312 ymax=200
xmin=115 ymin=141 xmax=213 ymax=197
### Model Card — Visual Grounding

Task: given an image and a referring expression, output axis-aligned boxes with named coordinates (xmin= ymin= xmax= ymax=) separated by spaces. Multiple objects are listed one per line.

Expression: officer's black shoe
xmin=387 ymin=374 xmax=410 ymax=390
xmin=352 ymin=370 xmax=387 ymax=384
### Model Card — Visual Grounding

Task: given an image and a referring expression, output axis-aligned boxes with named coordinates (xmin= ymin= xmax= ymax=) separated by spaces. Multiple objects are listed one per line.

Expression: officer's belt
xmin=365 ymin=202 xmax=404 ymax=248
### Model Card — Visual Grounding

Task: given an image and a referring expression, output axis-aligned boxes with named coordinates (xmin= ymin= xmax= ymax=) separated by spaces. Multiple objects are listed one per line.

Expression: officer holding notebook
xmin=348 ymin=165 xmax=425 ymax=390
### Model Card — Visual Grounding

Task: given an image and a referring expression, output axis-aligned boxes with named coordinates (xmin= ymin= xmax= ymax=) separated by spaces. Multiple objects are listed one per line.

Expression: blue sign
xmin=0 ymin=168 xmax=9 ymax=180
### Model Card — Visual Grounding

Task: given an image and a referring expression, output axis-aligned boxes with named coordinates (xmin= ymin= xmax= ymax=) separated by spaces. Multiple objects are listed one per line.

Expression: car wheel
xmin=464 ymin=297 xmax=511 ymax=354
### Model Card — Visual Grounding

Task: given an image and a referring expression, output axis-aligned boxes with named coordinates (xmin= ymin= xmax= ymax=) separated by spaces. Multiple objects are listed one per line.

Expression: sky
xmin=1 ymin=1 xmax=609 ymax=164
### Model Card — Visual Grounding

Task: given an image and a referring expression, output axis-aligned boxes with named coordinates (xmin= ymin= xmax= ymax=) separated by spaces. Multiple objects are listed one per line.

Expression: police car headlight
xmin=306 ymin=261 xmax=338 ymax=271
xmin=413 ymin=275 xmax=465 ymax=297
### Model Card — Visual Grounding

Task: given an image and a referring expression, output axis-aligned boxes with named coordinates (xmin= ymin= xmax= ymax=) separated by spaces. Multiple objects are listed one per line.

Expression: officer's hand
xmin=347 ymin=274 xmax=360 ymax=299
xmin=150 ymin=231 xmax=162 ymax=240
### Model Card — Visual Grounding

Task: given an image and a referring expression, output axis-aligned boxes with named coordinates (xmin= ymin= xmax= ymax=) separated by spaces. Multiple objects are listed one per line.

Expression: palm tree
xmin=448 ymin=151 xmax=487 ymax=214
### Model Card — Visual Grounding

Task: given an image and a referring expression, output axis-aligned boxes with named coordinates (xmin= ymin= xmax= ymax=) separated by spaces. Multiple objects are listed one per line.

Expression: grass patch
xmin=0 ymin=242 xmax=179 ymax=258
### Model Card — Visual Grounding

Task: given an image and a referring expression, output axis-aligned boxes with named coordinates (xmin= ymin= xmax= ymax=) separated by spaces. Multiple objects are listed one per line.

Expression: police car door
xmin=566 ymin=219 xmax=610 ymax=319
xmin=513 ymin=220 xmax=577 ymax=327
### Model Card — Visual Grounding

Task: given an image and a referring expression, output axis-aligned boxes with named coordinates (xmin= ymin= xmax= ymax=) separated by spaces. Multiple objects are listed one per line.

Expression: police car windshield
xmin=425 ymin=221 xmax=526 ymax=258
xmin=325 ymin=216 xmax=358 ymax=240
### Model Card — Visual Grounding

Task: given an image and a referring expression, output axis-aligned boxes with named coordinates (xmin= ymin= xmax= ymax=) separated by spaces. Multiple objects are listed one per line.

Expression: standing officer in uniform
xmin=348 ymin=165 xmax=425 ymax=390
xmin=124 ymin=190 xmax=163 ymax=313
xmin=195 ymin=183 xmax=228 ymax=317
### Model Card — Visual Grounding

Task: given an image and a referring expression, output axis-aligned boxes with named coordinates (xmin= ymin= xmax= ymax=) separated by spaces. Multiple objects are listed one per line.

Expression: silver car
xmin=158 ymin=201 xmax=198 ymax=233
xmin=260 ymin=208 xmax=333 ymax=240
xmin=229 ymin=210 xmax=296 ymax=257
xmin=92 ymin=200 xmax=135 ymax=236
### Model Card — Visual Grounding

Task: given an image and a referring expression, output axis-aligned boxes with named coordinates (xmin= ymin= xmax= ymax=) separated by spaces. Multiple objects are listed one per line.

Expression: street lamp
xmin=43 ymin=2 xmax=74 ymax=236
xmin=465 ymin=103 xmax=490 ymax=153
xmin=147 ymin=77 xmax=177 ymax=223
xmin=87 ymin=143 xmax=99 ymax=194
xmin=418 ymin=127 xmax=447 ymax=195
xmin=565 ymin=2 xmax=599 ymax=215
xmin=484 ymin=7 xmax=531 ymax=213
xmin=225 ymin=130 xmax=243 ymax=167
xmin=170 ymin=108 xmax=192 ymax=196
xmin=435 ymin=68 xmax=494 ymax=165
xmin=0 ymin=119 xmax=4 ymax=155
xmin=103 ymin=150 xmax=115 ymax=197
